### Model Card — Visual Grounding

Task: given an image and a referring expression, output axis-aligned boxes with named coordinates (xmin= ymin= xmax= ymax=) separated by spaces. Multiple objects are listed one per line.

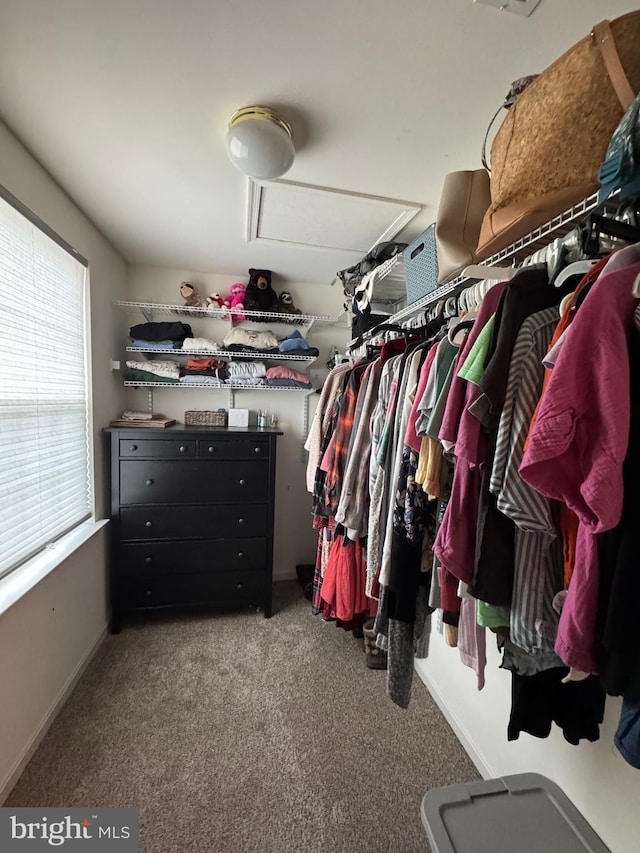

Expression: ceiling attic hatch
xmin=474 ymin=0 xmax=542 ymax=17
xmin=246 ymin=179 xmax=421 ymax=253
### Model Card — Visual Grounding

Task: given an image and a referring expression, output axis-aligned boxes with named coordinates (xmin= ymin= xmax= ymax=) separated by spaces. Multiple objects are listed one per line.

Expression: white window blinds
xmin=0 ymin=191 xmax=92 ymax=580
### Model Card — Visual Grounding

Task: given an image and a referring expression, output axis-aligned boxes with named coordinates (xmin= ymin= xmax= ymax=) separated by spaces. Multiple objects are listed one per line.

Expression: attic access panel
xmin=246 ymin=179 xmax=421 ymax=254
xmin=474 ymin=0 xmax=542 ymax=17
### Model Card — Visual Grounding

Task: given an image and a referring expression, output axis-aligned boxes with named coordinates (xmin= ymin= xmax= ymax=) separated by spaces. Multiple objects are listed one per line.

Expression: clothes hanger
xmin=559 ymin=291 xmax=574 ymax=317
xmin=447 ymin=311 xmax=478 ymax=347
xmin=462 ymin=264 xmax=518 ymax=281
xmin=553 ymin=259 xmax=599 ymax=289
xmin=579 ymin=213 xmax=640 ymax=257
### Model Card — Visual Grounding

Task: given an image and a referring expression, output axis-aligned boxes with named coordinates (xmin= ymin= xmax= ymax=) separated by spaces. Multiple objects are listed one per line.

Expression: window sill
xmin=0 ymin=519 xmax=109 ymax=617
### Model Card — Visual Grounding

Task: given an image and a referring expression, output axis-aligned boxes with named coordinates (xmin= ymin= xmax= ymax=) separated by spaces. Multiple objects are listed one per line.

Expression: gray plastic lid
xmin=421 ymin=773 xmax=610 ymax=853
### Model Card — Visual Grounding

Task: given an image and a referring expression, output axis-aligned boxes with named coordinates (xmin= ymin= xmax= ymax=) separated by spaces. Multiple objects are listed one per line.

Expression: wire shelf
xmin=348 ymin=192 xmax=601 ymax=347
xmin=124 ymin=380 xmax=314 ymax=392
xmin=125 ymin=346 xmax=317 ymax=365
xmin=115 ymin=300 xmax=344 ymax=326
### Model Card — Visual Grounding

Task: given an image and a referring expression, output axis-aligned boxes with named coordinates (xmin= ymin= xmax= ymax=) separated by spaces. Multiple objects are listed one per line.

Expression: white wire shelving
xmin=348 ymin=192 xmax=602 ymax=348
xmin=124 ymin=380 xmax=314 ymax=392
xmin=115 ymin=300 xmax=345 ymax=331
xmin=125 ymin=346 xmax=317 ymax=366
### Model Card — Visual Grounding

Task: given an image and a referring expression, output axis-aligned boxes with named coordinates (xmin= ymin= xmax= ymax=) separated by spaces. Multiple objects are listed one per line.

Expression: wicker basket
xmin=184 ymin=410 xmax=227 ymax=427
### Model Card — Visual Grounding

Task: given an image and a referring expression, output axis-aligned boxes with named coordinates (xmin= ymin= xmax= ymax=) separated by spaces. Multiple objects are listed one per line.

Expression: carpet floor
xmin=7 ymin=582 xmax=478 ymax=852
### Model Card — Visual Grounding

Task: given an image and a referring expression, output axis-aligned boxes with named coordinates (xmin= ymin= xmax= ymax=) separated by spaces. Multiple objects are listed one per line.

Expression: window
xmin=0 ymin=187 xmax=92 ymax=580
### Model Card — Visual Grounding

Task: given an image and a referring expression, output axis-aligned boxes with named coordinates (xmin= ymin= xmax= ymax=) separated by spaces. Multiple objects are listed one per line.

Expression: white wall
xmin=0 ymin=121 xmax=127 ymax=800
xmin=416 ymin=637 xmax=640 ymax=853
xmin=125 ymin=266 xmax=349 ymax=579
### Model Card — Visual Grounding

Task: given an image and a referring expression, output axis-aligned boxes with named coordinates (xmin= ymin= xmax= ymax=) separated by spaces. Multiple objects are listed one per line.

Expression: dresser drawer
xmin=123 ymin=569 xmax=265 ymax=609
xmin=119 ymin=538 xmax=267 ymax=576
xmin=119 ymin=439 xmax=196 ymax=458
xmin=119 ymin=460 xmax=269 ymax=504
xmin=197 ymin=439 xmax=270 ymax=460
xmin=120 ymin=504 xmax=268 ymax=540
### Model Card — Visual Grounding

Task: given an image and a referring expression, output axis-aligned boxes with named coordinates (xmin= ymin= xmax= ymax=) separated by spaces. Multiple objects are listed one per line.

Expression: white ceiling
xmin=0 ymin=0 xmax=637 ymax=285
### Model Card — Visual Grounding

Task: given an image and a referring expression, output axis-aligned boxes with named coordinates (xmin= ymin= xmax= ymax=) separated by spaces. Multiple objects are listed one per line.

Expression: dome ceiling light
xmin=225 ymin=106 xmax=295 ymax=181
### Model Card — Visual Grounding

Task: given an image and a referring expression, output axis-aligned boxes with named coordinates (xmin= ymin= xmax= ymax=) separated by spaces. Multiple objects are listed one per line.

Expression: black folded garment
xmin=129 ymin=321 xmax=193 ymax=342
xmin=179 ymin=367 xmax=229 ymax=380
xmin=225 ymin=343 xmax=280 ymax=354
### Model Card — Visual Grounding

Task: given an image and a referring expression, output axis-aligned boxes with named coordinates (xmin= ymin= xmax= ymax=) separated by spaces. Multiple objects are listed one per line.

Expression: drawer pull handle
xmin=146 ymin=479 xmax=154 ymax=486
xmin=144 ymin=556 xmax=152 ymax=564
xmin=145 ymin=589 xmax=152 ymax=598
xmin=208 ymin=446 xmax=215 ymax=453
xmin=145 ymin=521 xmax=153 ymax=528
xmin=179 ymin=445 xmax=188 ymax=453
xmin=236 ymin=583 xmax=243 ymax=590
xmin=129 ymin=444 xmax=138 ymax=451
xmin=254 ymin=446 xmax=261 ymax=454
xmin=237 ymin=551 xmax=244 ymax=558
xmin=239 ymin=479 xmax=246 ymax=486
xmin=238 ymin=518 xmax=245 ymax=525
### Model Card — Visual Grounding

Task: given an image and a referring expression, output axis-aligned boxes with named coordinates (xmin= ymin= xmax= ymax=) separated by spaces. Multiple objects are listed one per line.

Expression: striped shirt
xmin=490 ymin=307 xmax=564 ymax=655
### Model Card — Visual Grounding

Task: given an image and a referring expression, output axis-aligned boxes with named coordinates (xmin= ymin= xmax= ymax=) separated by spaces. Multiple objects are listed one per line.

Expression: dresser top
xmin=104 ymin=423 xmax=283 ymax=436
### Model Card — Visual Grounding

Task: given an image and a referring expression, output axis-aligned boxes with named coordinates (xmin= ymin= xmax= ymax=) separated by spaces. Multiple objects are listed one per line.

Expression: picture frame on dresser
xmin=105 ymin=424 xmax=282 ymax=633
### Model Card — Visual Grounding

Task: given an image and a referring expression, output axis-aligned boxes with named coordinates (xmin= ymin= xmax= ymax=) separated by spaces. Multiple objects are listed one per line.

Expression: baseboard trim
xmin=414 ymin=660 xmax=494 ymax=780
xmin=0 ymin=624 xmax=108 ymax=804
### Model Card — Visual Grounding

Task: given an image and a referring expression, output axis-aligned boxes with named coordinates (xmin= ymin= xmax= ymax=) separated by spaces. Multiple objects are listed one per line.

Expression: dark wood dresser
xmin=105 ymin=424 xmax=282 ymax=632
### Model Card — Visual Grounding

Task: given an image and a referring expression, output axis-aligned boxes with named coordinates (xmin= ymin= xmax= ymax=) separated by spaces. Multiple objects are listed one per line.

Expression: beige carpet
xmin=7 ymin=582 xmax=478 ymax=852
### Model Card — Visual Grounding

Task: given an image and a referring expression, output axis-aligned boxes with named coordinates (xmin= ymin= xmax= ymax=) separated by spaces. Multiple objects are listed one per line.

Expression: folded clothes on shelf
xmin=264 ymin=378 xmax=312 ymax=388
xmin=125 ymin=360 xmax=181 ymax=380
xmin=223 ymin=327 xmax=279 ymax=349
xmin=124 ymin=367 xmax=179 ymax=384
xmin=178 ymin=375 xmax=224 ymax=386
xmin=179 ymin=336 xmax=220 ymax=352
xmin=278 ymin=329 xmax=313 ymax=353
xmin=265 ymin=365 xmax=310 ymax=385
xmin=129 ymin=339 xmax=181 ymax=350
xmin=184 ymin=357 xmax=227 ymax=371
xmin=129 ymin=321 xmax=193 ymax=342
xmin=227 ymin=361 xmax=266 ymax=378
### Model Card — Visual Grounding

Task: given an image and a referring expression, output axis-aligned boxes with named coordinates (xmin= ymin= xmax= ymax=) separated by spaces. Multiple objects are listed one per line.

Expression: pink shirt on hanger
xmin=439 ymin=282 xmax=507 ymax=454
xmin=520 ymin=258 xmax=640 ymax=673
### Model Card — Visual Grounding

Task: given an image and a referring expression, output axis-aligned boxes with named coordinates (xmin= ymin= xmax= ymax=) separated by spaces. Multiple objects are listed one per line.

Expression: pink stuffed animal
xmin=227 ymin=282 xmax=246 ymax=323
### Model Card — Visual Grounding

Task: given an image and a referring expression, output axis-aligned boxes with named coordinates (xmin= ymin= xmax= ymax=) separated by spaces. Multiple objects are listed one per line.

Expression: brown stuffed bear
xmin=244 ymin=268 xmax=279 ymax=321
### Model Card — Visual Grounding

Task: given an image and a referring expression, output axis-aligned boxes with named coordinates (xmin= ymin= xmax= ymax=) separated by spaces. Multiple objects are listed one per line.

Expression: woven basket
xmin=478 ymin=12 xmax=640 ymax=258
xmin=184 ymin=410 xmax=227 ymax=427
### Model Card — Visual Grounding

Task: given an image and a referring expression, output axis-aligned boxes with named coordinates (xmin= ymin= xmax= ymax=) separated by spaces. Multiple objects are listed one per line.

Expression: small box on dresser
xmin=105 ymin=423 xmax=282 ymax=632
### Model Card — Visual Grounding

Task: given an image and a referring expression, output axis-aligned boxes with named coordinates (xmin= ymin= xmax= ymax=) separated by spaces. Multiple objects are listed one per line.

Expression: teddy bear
xmin=244 ymin=268 xmax=279 ymax=321
xmin=179 ymin=281 xmax=209 ymax=314
xmin=226 ymin=282 xmax=246 ymax=323
xmin=207 ymin=292 xmax=229 ymax=313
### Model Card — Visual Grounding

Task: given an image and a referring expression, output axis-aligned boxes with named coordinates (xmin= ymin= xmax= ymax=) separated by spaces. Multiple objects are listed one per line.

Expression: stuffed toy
xmin=207 ymin=292 xmax=229 ymax=312
xmin=179 ymin=281 xmax=208 ymax=313
xmin=278 ymin=291 xmax=304 ymax=323
xmin=226 ymin=282 xmax=246 ymax=323
xmin=244 ymin=268 xmax=279 ymax=320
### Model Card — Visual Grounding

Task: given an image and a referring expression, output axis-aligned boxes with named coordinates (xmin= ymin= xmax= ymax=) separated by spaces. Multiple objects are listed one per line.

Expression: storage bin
xmin=420 ymin=773 xmax=610 ymax=853
xmin=184 ymin=410 xmax=227 ymax=427
xmin=403 ymin=223 xmax=439 ymax=305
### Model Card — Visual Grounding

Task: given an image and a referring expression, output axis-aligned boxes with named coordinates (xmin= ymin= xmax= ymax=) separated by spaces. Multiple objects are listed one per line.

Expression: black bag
xmin=351 ymin=312 xmax=388 ymax=340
